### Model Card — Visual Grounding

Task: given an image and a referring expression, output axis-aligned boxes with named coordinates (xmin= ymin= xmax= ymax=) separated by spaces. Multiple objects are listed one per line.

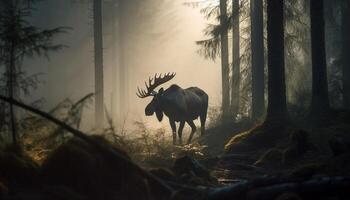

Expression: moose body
xmin=137 ymin=73 xmax=208 ymax=145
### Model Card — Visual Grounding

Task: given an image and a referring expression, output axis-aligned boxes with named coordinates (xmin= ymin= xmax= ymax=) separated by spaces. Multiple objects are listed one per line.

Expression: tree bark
xmin=310 ymin=0 xmax=330 ymax=116
xmin=250 ymin=0 xmax=265 ymax=121
xmin=230 ymin=0 xmax=240 ymax=119
xmin=93 ymin=0 xmax=104 ymax=128
xmin=9 ymin=34 xmax=17 ymax=145
xmin=5 ymin=1 xmax=17 ymax=145
xmin=265 ymin=0 xmax=287 ymax=123
xmin=220 ymin=0 xmax=230 ymax=120
xmin=117 ymin=0 xmax=127 ymax=124
xmin=111 ymin=0 xmax=118 ymax=124
xmin=342 ymin=0 xmax=350 ymax=108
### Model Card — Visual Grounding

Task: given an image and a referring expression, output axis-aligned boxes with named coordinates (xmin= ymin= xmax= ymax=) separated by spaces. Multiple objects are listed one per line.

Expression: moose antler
xmin=136 ymin=72 xmax=176 ymax=98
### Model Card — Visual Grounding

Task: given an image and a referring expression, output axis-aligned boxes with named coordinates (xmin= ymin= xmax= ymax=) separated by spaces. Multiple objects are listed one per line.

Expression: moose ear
xmin=156 ymin=110 xmax=163 ymax=122
xmin=158 ymin=87 xmax=164 ymax=94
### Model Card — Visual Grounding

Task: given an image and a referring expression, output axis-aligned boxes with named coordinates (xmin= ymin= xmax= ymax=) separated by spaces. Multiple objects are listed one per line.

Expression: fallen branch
xmin=208 ymin=176 xmax=350 ymax=200
xmin=0 ymin=95 xmax=174 ymax=196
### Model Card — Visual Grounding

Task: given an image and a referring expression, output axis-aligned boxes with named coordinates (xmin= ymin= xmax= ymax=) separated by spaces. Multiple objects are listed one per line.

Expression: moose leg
xmin=178 ymin=121 xmax=185 ymax=145
xmin=186 ymin=120 xmax=197 ymax=144
xmin=169 ymin=118 xmax=177 ymax=145
xmin=200 ymin=113 xmax=207 ymax=136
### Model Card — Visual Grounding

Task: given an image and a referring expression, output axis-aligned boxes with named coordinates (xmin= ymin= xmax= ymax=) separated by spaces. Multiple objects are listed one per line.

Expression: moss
xmin=225 ymin=123 xmax=288 ymax=154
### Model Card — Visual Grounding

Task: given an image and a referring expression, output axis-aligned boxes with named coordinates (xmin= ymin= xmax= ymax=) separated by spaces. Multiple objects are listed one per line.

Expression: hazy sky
xmin=23 ymin=0 xmax=222 ymax=132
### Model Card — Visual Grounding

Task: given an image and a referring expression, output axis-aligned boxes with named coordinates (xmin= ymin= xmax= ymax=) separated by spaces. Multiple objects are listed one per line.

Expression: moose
xmin=137 ymin=73 xmax=208 ymax=145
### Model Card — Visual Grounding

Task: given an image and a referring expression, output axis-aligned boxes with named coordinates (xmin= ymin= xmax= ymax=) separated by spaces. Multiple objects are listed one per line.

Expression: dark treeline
xmin=195 ymin=0 xmax=349 ymax=125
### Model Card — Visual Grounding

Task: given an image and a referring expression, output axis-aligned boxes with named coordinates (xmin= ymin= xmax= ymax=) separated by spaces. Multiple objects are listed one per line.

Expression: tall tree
xmin=93 ymin=0 xmax=104 ymax=128
xmin=220 ymin=0 xmax=230 ymax=120
xmin=117 ymin=0 xmax=127 ymax=124
xmin=0 ymin=0 xmax=66 ymax=144
xmin=230 ymin=0 xmax=240 ymax=119
xmin=110 ymin=0 xmax=119 ymax=124
xmin=111 ymin=0 xmax=117 ymax=122
xmin=342 ymin=0 xmax=350 ymax=108
xmin=250 ymin=0 xmax=265 ymax=121
xmin=310 ymin=0 xmax=330 ymax=116
xmin=265 ymin=0 xmax=287 ymax=122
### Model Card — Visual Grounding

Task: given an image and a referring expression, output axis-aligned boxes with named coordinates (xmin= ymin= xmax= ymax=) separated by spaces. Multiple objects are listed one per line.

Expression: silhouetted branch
xmin=0 ymin=95 xmax=175 ymax=196
xmin=208 ymin=176 xmax=350 ymax=200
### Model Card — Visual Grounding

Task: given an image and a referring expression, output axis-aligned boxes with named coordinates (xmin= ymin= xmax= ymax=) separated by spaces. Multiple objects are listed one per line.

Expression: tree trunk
xmin=310 ymin=0 xmax=330 ymax=116
xmin=111 ymin=0 xmax=118 ymax=124
xmin=265 ymin=0 xmax=287 ymax=123
xmin=324 ymin=0 xmax=337 ymax=63
xmin=6 ymin=1 xmax=17 ymax=145
xmin=230 ymin=0 xmax=240 ymax=119
xmin=251 ymin=0 xmax=265 ymax=121
xmin=342 ymin=0 xmax=350 ymax=108
xmin=93 ymin=0 xmax=104 ymax=128
xmin=220 ymin=0 xmax=230 ymax=120
xmin=117 ymin=0 xmax=127 ymax=125
xmin=9 ymin=37 xmax=17 ymax=145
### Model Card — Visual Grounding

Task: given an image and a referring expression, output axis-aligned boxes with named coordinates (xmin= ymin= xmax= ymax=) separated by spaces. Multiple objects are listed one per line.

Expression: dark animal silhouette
xmin=137 ymin=73 xmax=208 ymax=145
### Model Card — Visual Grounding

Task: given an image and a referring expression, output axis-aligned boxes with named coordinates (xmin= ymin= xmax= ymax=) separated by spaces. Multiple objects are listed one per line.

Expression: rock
xmin=173 ymin=156 xmax=208 ymax=177
xmin=173 ymin=156 xmax=216 ymax=184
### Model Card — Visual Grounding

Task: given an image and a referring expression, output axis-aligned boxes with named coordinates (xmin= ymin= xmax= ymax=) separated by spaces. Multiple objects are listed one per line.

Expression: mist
xmin=24 ymin=0 xmax=221 ymax=131
xmin=2 ymin=0 xmax=350 ymax=198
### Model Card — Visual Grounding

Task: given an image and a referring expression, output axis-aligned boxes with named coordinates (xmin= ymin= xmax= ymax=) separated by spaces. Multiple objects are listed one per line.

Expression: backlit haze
xmin=24 ymin=0 xmax=221 ymax=133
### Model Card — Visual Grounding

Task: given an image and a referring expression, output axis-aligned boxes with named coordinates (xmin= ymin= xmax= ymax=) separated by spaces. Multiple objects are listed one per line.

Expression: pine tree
xmin=265 ymin=0 xmax=287 ymax=123
xmin=220 ymin=0 xmax=230 ymax=120
xmin=342 ymin=0 xmax=350 ymax=108
xmin=310 ymin=0 xmax=330 ymax=116
xmin=250 ymin=0 xmax=265 ymax=121
xmin=93 ymin=0 xmax=104 ymax=128
xmin=230 ymin=0 xmax=240 ymax=119
xmin=0 ymin=0 xmax=67 ymax=144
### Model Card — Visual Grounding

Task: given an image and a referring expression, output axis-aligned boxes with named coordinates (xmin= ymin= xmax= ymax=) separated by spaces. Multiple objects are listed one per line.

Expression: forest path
xmin=196 ymin=121 xmax=265 ymax=184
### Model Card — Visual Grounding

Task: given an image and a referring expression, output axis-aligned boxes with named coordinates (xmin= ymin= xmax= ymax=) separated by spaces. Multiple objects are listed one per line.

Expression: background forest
xmin=0 ymin=0 xmax=350 ymax=199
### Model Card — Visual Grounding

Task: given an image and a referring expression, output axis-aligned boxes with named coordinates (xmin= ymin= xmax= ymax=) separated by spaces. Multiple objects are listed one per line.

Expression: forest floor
xmin=1 ymin=109 xmax=350 ymax=199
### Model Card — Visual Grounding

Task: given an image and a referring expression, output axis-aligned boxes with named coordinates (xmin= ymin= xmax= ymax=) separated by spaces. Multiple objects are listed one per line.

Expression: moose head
xmin=136 ymin=73 xmax=176 ymax=122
